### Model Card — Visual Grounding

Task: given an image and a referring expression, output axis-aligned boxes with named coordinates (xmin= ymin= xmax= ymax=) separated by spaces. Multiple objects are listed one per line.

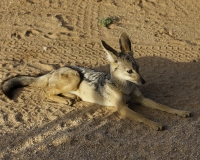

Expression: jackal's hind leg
xmin=133 ymin=95 xmax=191 ymax=118
xmin=61 ymin=93 xmax=81 ymax=102
xmin=45 ymin=89 xmax=75 ymax=105
xmin=46 ymin=94 xmax=74 ymax=105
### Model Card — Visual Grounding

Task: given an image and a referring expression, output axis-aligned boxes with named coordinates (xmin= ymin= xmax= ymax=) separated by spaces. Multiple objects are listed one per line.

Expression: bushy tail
xmin=2 ymin=76 xmax=38 ymax=99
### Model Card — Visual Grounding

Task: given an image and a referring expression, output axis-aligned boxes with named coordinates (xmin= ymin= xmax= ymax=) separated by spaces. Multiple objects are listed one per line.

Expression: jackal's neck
xmin=110 ymin=74 xmax=136 ymax=95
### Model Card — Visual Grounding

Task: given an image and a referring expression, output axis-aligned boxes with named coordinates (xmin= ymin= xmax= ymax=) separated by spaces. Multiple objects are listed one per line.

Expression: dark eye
xmin=127 ymin=70 xmax=133 ymax=74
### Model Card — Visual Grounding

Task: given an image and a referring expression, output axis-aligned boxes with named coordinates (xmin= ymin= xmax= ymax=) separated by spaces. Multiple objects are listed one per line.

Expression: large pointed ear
xmin=101 ymin=40 xmax=119 ymax=63
xmin=119 ymin=32 xmax=132 ymax=52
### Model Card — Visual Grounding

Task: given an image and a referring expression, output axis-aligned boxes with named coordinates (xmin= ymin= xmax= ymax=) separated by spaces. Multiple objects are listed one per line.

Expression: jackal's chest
xmin=72 ymin=77 xmax=142 ymax=107
xmin=122 ymin=87 xmax=142 ymax=103
xmin=102 ymin=83 xmax=142 ymax=105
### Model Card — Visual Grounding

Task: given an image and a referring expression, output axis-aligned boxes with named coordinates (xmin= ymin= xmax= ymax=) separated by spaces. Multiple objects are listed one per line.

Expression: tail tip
xmin=2 ymin=82 xmax=14 ymax=100
xmin=2 ymin=87 xmax=14 ymax=99
xmin=4 ymin=92 xmax=14 ymax=99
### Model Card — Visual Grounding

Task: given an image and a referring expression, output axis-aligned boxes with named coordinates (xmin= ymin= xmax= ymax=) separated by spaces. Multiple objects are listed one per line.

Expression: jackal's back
xmin=68 ymin=66 xmax=110 ymax=95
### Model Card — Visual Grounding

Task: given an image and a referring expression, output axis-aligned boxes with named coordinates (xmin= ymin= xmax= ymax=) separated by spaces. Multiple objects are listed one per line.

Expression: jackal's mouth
xmin=131 ymin=77 xmax=145 ymax=85
xmin=140 ymin=78 xmax=146 ymax=84
xmin=139 ymin=74 xmax=146 ymax=85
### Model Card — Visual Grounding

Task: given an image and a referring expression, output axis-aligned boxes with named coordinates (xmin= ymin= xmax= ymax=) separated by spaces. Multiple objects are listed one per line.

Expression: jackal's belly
xmin=71 ymin=80 xmax=114 ymax=106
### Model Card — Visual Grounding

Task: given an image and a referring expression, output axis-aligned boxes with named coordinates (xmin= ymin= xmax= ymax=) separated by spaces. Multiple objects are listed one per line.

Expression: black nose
xmin=140 ymin=77 xmax=146 ymax=84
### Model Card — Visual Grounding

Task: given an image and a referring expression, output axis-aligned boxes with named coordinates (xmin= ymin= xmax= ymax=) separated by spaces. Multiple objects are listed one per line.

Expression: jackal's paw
xmin=151 ymin=122 xmax=164 ymax=131
xmin=65 ymin=99 xmax=73 ymax=106
xmin=74 ymin=96 xmax=81 ymax=102
xmin=177 ymin=111 xmax=191 ymax=118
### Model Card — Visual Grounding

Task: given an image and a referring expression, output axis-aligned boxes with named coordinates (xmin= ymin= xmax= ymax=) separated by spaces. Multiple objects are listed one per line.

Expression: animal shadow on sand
xmin=94 ymin=55 xmax=200 ymax=126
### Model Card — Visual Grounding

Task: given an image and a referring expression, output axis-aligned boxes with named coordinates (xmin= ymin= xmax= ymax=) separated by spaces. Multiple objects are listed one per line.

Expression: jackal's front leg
xmin=133 ymin=95 xmax=191 ymax=118
xmin=117 ymin=106 xmax=163 ymax=131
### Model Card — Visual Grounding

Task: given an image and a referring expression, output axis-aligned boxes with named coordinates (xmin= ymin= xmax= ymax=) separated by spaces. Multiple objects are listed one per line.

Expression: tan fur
xmin=29 ymin=67 xmax=81 ymax=105
xmin=2 ymin=33 xmax=191 ymax=131
xmin=44 ymin=68 xmax=81 ymax=105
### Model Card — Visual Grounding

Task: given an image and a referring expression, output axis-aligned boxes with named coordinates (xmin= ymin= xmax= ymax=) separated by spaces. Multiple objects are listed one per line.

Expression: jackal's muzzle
xmin=139 ymin=75 xmax=146 ymax=84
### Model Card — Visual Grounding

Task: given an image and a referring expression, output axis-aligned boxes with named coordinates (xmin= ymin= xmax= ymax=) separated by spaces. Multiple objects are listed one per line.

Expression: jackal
xmin=2 ymin=33 xmax=191 ymax=130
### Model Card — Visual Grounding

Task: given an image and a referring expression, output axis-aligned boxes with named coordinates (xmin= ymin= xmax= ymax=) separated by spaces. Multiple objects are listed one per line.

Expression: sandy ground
xmin=0 ymin=0 xmax=200 ymax=159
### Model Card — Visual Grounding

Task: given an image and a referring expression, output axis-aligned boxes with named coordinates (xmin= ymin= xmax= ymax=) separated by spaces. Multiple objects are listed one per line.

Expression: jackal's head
xmin=101 ymin=32 xmax=145 ymax=85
